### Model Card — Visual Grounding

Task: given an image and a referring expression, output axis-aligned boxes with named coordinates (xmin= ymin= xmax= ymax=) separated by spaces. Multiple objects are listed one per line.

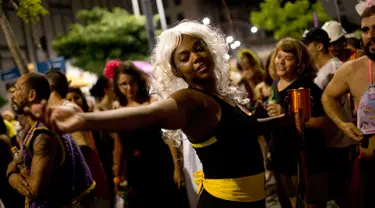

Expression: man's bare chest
xmin=348 ymin=73 xmax=372 ymax=105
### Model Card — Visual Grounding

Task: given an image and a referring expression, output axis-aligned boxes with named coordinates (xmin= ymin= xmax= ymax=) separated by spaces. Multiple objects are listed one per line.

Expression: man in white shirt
xmin=302 ymin=28 xmax=356 ymax=208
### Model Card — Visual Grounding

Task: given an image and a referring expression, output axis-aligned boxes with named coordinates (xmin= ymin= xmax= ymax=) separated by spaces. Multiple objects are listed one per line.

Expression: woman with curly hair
xmin=29 ymin=20 xmax=293 ymax=208
xmin=266 ymin=38 xmax=327 ymax=208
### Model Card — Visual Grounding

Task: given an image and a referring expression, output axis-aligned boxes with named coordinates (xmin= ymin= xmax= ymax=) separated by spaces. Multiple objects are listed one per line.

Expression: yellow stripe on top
xmin=194 ymin=170 xmax=266 ymax=202
xmin=191 ymin=136 xmax=218 ymax=148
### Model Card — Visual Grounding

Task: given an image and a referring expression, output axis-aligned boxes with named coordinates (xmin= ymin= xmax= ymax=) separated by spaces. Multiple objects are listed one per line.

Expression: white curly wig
xmin=149 ymin=20 xmax=248 ymax=144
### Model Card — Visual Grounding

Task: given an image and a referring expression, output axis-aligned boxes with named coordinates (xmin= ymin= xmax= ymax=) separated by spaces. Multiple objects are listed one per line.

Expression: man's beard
xmin=365 ymin=38 xmax=375 ymax=61
xmin=11 ymin=100 xmax=26 ymax=115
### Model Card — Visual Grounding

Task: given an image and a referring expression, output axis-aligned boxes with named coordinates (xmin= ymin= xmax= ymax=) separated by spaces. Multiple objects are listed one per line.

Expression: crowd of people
xmin=1 ymin=2 xmax=375 ymax=208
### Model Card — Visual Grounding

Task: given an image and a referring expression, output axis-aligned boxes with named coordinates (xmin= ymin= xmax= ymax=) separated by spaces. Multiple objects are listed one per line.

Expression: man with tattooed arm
xmin=6 ymin=72 xmax=95 ymax=208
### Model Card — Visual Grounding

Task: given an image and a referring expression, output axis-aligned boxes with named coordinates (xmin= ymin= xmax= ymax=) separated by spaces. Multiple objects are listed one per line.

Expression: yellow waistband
xmin=194 ymin=170 xmax=265 ymax=203
xmin=191 ymin=136 xmax=218 ymax=148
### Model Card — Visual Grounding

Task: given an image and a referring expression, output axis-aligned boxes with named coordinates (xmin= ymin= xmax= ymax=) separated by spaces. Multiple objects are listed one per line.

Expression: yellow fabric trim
xmin=25 ymin=181 xmax=96 ymax=208
xmin=194 ymin=170 xmax=266 ymax=202
xmin=25 ymin=125 xmax=46 ymax=148
xmin=72 ymin=181 xmax=96 ymax=207
xmin=23 ymin=122 xmax=38 ymax=146
xmin=191 ymin=136 xmax=218 ymax=148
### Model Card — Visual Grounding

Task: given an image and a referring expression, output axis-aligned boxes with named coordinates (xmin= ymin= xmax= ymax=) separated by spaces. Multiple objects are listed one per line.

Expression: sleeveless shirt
xmin=23 ymin=122 xmax=94 ymax=208
xmin=190 ymin=91 xmax=264 ymax=179
xmin=61 ymin=100 xmax=112 ymax=200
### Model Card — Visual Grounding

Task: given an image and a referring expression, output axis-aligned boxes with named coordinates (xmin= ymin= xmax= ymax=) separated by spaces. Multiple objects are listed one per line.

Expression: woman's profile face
xmin=172 ymin=35 xmax=215 ymax=83
xmin=274 ymin=50 xmax=297 ymax=79
xmin=116 ymin=73 xmax=139 ymax=99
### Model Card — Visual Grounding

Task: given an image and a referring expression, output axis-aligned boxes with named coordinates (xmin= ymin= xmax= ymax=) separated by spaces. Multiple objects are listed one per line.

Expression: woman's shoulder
xmin=170 ymin=88 xmax=208 ymax=100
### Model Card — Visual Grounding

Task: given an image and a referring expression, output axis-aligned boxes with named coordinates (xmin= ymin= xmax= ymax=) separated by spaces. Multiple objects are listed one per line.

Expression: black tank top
xmin=191 ymin=91 xmax=264 ymax=179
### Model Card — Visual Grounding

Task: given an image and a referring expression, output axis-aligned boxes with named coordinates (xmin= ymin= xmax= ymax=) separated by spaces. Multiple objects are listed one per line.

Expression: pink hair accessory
xmin=356 ymin=0 xmax=375 ymax=16
xmin=103 ymin=60 xmax=120 ymax=80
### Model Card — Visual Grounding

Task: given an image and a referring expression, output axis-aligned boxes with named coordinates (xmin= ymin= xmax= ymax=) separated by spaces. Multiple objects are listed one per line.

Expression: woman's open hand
xmin=24 ymin=100 xmax=84 ymax=133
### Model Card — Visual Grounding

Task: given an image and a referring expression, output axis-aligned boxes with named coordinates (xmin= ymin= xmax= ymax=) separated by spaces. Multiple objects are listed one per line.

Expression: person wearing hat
xmin=322 ymin=21 xmax=364 ymax=62
xmin=303 ymin=28 xmax=357 ymax=208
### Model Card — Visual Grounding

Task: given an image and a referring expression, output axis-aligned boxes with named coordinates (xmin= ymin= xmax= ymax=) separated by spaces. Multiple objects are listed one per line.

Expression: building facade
xmin=320 ymin=0 xmax=361 ymax=32
xmin=0 ymin=0 xmax=271 ymax=71
xmin=0 ymin=0 xmax=136 ymax=69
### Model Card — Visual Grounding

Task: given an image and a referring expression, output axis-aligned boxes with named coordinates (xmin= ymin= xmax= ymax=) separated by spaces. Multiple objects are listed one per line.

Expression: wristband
xmin=6 ymin=171 xmax=18 ymax=182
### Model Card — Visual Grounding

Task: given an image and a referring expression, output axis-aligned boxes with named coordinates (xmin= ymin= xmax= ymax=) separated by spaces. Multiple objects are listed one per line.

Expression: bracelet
xmin=6 ymin=171 xmax=18 ymax=182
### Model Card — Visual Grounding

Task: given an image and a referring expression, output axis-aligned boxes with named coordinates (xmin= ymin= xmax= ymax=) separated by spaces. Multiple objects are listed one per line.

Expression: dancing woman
xmin=29 ymin=21 xmax=292 ymax=208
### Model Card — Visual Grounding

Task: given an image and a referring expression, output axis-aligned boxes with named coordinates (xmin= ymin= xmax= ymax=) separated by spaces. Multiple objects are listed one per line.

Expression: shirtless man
xmin=322 ymin=6 xmax=375 ymax=208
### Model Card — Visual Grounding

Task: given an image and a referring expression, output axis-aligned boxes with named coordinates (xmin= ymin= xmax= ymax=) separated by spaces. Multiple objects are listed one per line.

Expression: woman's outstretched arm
xmin=28 ymin=89 xmax=200 ymax=133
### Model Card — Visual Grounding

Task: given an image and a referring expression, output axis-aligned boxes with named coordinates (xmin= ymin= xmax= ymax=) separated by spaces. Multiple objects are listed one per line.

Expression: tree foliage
xmin=251 ymin=0 xmax=330 ymax=40
xmin=16 ymin=0 xmax=48 ymax=24
xmin=53 ymin=7 xmax=159 ymax=74
xmin=0 ymin=0 xmax=48 ymax=74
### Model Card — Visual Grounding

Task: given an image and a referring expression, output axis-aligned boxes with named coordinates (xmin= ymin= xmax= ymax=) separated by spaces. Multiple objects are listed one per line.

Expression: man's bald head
xmin=11 ymin=73 xmax=50 ymax=114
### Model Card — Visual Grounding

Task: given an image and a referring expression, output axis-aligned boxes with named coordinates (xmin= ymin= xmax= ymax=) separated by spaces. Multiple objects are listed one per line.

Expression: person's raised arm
xmin=322 ymin=62 xmax=363 ymax=141
xmin=81 ymin=89 xmax=198 ymax=132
